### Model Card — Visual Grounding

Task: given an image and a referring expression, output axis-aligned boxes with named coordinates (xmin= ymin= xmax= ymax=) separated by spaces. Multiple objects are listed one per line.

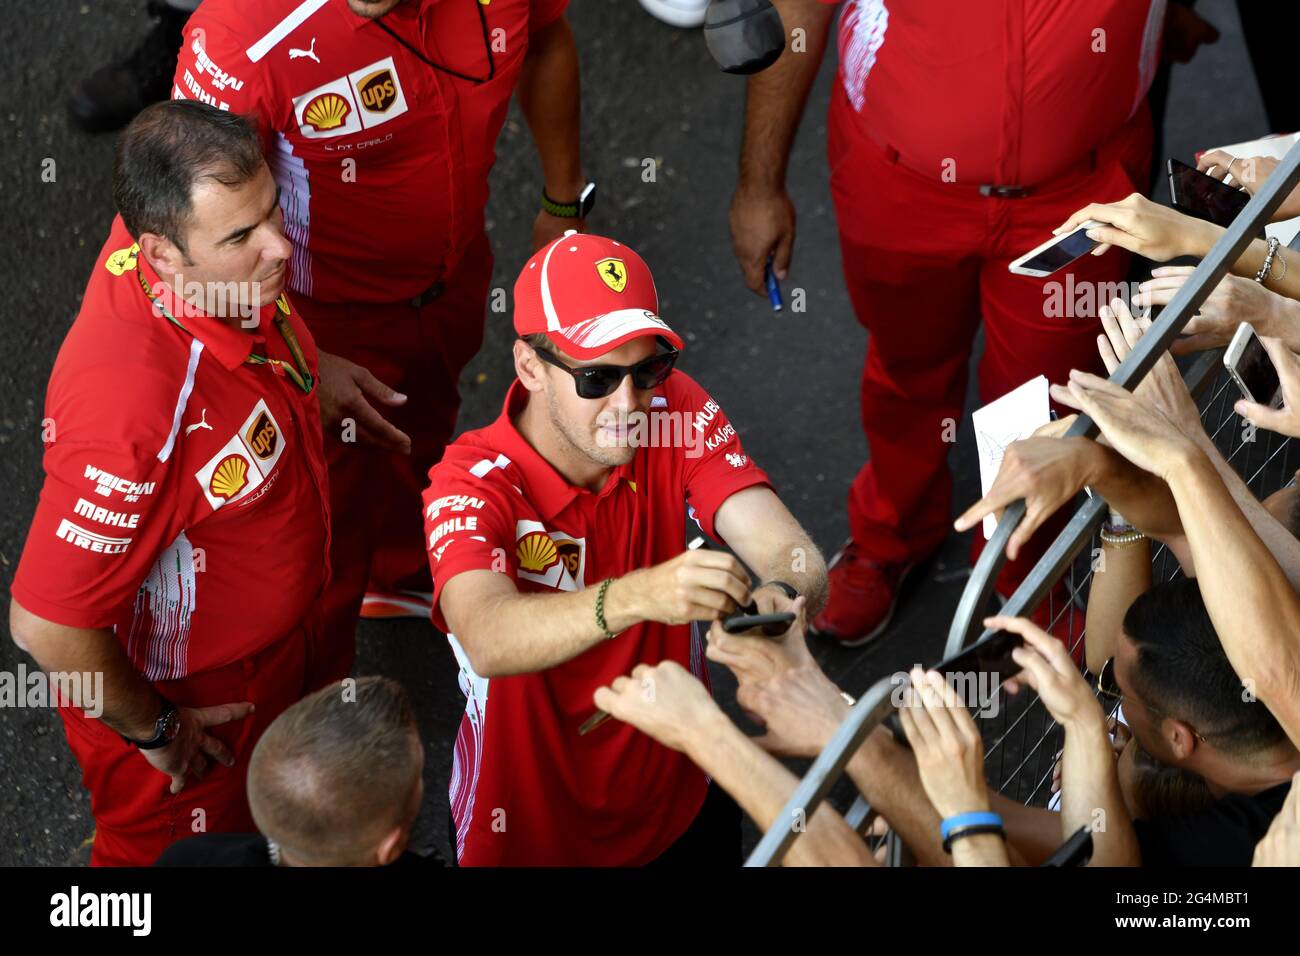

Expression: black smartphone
xmin=1168 ymin=157 xmax=1250 ymax=228
xmin=722 ymin=611 xmax=796 ymax=636
xmin=933 ymin=628 xmax=1025 ymax=689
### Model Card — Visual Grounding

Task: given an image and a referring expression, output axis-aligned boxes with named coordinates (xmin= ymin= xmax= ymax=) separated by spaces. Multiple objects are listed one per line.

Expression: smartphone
xmin=1168 ymin=157 xmax=1250 ymax=228
xmin=1224 ymin=321 xmax=1282 ymax=407
xmin=933 ymin=628 xmax=1025 ymax=695
xmin=722 ymin=610 xmax=796 ymax=636
xmin=1008 ymin=221 xmax=1102 ymax=277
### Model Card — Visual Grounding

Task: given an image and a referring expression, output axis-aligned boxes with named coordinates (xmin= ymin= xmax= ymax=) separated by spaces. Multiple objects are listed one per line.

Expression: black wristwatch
xmin=121 ymin=697 xmax=180 ymax=750
xmin=541 ymin=181 xmax=597 ymax=219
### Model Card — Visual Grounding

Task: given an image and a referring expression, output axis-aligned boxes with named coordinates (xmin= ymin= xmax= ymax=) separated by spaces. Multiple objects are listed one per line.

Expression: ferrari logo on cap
xmin=596 ymin=258 xmax=627 ymax=293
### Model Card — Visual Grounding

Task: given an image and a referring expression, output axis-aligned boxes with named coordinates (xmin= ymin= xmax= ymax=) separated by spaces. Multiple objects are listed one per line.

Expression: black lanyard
xmin=372 ymin=0 xmax=496 ymax=85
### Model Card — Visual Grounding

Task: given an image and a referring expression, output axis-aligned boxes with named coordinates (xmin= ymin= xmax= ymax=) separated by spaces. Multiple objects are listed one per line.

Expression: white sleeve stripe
xmin=157 ymin=339 xmax=203 ymax=463
xmin=245 ymin=0 xmax=330 ymax=63
xmin=468 ymin=453 xmax=512 ymax=479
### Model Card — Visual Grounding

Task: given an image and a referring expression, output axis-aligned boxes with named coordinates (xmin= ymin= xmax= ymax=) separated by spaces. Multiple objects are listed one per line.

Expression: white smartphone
xmin=1008 ymin=220 xmax=1103 ymax=277
xmin=1224 ymin=321 xmax=1282 ymax=407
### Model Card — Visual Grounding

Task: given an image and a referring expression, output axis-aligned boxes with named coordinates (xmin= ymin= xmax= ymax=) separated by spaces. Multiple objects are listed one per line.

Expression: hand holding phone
xmin=1168 ymin=157 xmax=1250 ymax=228
xmin=1225 ymin=321 xmax=1282 ymax=406
xmin=1009 ymin=221 xmax=1102 ymax=277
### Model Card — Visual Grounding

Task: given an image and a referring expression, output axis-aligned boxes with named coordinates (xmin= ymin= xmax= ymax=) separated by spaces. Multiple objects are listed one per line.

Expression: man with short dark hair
xmin=425 ymin=232 xmax=827 ymax=865
xmin=158 ymin=677 xmax=437 ymax=866
xmin=1106 ymin=579 xmax=1299 ymax=865
xmin=9 ymin=100 xmax=331 ymax=866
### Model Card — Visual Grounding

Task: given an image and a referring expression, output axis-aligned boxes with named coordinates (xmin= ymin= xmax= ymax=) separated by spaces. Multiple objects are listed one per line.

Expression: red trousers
xmin=298 ymin=231 xmax=494 ymax=684
xmin=827 ymin=84 xmax=1150 ymax=587
xmin=60 ymin=625 xmax=312 ymax=867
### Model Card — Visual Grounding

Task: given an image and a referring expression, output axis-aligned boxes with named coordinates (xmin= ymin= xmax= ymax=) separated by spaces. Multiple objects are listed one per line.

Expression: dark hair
xmin=248 ymin=676 xmax=421 ymax=865
xmin=1123 ymin=578 xmax=1288 ymax=758
xmin=521 ymin=332 xmax=555 ymax=355
xmin=112 ymin=100 xmax=264 ymax=255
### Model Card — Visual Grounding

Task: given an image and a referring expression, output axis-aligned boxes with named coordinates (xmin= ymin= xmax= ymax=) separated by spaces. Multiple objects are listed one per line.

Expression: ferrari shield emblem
xmin=104 ymin=243 xmax=139 ymax=276
xmin=596 ymin=258 xmax=627 ymax=293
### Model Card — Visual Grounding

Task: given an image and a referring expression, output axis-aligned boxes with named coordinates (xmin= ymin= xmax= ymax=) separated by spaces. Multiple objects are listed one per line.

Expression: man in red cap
xmin=423 ymin=231 xmax=828 ymax=866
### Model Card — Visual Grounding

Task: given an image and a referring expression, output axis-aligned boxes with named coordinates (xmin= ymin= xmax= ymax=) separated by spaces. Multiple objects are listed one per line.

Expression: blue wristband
xmin=940 ymin=811 xmax=1003 ymax=841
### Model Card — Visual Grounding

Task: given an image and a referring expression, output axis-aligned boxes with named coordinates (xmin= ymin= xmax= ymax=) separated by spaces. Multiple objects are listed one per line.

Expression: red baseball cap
xmin=513 ymin=231 xmax=685 ymax=359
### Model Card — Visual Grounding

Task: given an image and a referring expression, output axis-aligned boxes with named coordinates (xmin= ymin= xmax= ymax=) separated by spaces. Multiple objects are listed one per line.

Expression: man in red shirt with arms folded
xmin=172 ymin=0 xmax=587 ymax=683
xmin=425 ymin=232 xmax=829 ymax=865
xmin=9 ymin=101 xmax=331 ymax=867
xmin=730 ymin=0 xmax=1161 ymax=646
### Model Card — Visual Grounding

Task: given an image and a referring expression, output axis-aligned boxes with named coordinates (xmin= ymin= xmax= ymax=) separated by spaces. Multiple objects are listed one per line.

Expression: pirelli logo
xmin=55 ymin=519 xmax=131 ymax=555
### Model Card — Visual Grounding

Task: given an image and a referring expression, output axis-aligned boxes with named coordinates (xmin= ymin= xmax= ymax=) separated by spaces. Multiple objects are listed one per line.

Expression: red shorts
xmin=60 ymin=625 xmax=312 ymax=867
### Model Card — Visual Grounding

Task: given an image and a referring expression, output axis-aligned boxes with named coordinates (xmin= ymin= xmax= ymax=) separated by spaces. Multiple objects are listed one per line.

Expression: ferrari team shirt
xmin=825 ymin=0 xmax=1166 ymax=185
xmin=424 ymin=371 xmax=772 ymax=866
xmin=12 ymin=217 xmax=330 ymax=681
xmin=173 ymin=0 xmax=568 ymax=303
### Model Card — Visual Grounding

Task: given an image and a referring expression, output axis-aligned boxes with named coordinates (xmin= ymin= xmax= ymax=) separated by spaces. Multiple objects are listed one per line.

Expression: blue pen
xmin=764 ymin=257 xmax=783 ymax=312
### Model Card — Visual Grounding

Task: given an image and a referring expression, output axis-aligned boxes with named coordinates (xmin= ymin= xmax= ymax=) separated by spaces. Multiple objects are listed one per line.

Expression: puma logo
xmin=185 ymin=409 xmax=213 ymax=437
xmin=289 ymin=37 xmax=319 ymax=63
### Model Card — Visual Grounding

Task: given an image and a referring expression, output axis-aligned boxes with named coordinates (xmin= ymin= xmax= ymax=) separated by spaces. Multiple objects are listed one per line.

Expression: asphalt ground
xmin=0 ymin=0 xmax=1271 ymax=865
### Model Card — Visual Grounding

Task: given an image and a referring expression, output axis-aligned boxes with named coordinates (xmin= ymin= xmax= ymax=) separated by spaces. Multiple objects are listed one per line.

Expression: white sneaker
xmin=637 ymin=0 xmax=710 ymax=29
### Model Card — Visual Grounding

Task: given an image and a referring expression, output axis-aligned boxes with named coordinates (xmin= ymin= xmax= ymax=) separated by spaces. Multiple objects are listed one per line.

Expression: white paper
xmin=972 ymin=375 xmax=1050 ymax=540
xmin=1198 ymin=132 xmax=1300 ymax=248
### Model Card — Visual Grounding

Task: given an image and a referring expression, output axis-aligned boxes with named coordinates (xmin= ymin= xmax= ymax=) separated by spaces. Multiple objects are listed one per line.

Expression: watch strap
xmin=121 ymin=697 xmax=178 ymax=750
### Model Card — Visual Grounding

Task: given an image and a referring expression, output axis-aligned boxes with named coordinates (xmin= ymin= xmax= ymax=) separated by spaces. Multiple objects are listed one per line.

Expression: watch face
xmin=161 ymin=708 xmax=181 ymax=743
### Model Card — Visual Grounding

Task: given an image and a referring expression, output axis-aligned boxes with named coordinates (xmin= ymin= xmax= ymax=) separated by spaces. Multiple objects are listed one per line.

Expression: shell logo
xmin=516 ymin=531 xmax=559 ymax=573
xmin=209 ymin=454 xmax=249 ymax=500
xmin=303 ymin=92 xmax=351 ymax=132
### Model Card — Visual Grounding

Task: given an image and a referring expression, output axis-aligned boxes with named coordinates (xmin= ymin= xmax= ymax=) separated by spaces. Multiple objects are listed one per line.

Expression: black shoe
xmin=67 ymin=0 xmax=190 ymax=133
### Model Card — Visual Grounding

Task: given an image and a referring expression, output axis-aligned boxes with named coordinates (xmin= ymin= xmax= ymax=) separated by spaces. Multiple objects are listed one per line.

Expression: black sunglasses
xmin=530 ymin=344 xmax=679 ymax=399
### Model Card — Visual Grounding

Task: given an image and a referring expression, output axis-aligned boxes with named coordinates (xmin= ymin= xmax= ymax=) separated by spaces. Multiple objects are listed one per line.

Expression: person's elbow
xmin=9 ymin=598 xmax=38 ymax=656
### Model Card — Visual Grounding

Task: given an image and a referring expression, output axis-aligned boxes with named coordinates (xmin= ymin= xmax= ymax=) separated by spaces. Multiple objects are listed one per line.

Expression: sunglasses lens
xmin=575 ymin=369 xmax=622 ymax=399
xmin=633 ymin=353 xmax=678 ymax=389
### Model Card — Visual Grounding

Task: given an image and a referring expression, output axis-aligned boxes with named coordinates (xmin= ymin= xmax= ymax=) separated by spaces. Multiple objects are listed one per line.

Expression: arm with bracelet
xmin=1084 ymin=507 xmax=1152 ymax=675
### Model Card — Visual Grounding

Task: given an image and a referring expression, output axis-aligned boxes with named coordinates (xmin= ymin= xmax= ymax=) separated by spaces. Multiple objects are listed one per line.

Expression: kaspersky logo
xmin=84 ymin=465 xmax=156 ymax=502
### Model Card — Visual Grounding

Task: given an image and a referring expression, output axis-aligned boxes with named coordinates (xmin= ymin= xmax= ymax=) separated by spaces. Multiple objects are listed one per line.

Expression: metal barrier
xmin=746 ymin=141 xmax=1300 ymax=867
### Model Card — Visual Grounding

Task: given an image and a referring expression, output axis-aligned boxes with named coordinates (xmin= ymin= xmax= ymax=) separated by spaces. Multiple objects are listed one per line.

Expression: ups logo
xmin=245 ymin=411 xmax=278 ymax=460
xmin=358 ymin=69 xmax=397 ymax=114
xmin=554 ymin=539 xmax=581 ymax=576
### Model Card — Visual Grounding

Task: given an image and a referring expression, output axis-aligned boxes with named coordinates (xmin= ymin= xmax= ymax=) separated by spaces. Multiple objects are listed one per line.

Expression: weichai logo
xmin=358 ymin=69 xmax=396 ymax=113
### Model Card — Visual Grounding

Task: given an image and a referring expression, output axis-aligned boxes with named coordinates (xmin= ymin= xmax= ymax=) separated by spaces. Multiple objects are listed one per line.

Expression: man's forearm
xmin=1167 ymin=451 xmax=1300 ymax=742
xmin=10 ymin=603 xmax=161 ymax=739
xmin=686 ymin=711 xmax=873 ymax=866
xmin=736 ymin=0 xmax=835 ymax=191
xmin=1187 ymin=426 xmax=1300 ymax=589
xmin=845 ymin=730 xmax=950 ymax=866
xmin=751 ymin=532 xmax=828 ymax=615
xmin=518 ymin=16 xmax=583 ymax=199
xmin=1059 ymin=717 xmax=1139 ymax=866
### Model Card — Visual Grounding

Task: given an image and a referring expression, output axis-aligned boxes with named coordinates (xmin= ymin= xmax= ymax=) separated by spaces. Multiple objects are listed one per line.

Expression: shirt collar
xmin=485 ymin=380 xmax=634 ymax=523
xmin=333 ymin=0 xmax=436 ymax=33
xmin=136 ymin=252 xmax=275 ymax=371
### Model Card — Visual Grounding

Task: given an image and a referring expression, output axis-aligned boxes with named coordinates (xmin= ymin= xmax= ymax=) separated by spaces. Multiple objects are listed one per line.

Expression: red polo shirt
xmin=172 ymin=0 xmax=568 ymax=303
xmin=424 ymin=371 xmax=772 ymax=866
xmin=826 ymin=0 xmax=1163 ymax=185
xmin=12 ymin=217 xmax=330 ymax=681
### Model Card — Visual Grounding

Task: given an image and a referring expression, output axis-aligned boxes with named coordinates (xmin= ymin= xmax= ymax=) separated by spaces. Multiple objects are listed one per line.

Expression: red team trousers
xmin=60 ymin=624 xmax=313 ymax=867
xmin=299 ymin=231 xmax=495 ymax=684
xmin=828 ymin=85 xmax=1150 ymax=588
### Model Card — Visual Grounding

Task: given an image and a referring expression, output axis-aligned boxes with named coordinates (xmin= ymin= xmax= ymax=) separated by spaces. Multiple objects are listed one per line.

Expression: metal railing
xmin=746 ymin=140 xmax=1300 ymax=866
